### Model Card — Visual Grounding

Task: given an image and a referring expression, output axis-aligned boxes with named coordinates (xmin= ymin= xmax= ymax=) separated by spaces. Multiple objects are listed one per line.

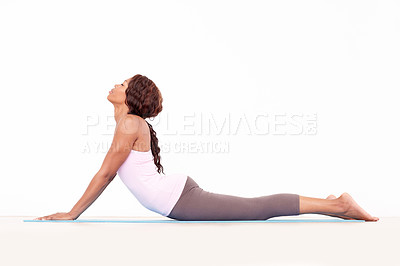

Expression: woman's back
xmin=129 ymin=115 xmax=151 ymax=152
xmin=117 ymin=116 xmax=188 ymax=217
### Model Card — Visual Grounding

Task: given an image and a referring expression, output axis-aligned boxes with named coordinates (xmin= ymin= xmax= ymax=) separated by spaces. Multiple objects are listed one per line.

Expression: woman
xmin=35 ymin=74 xmax=379 ymax=222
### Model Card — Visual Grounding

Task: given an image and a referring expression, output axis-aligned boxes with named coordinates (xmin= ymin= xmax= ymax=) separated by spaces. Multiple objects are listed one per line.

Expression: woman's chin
xmin=107 ymin=94 xmax=113 ymax=103
xmin=107 ymin=94 xmax=121 ymax=105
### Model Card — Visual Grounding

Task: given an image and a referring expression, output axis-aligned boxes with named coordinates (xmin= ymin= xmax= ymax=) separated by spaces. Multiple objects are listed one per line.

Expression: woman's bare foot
xmin=325 ymin=193 xmax=379 ymax=222
xmin=323 ymin=195 xmax=358 ymax=220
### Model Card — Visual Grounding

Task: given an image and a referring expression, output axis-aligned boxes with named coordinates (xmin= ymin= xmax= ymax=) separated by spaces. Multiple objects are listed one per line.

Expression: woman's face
xmin=107 ymin=78 xmax=131 ymax=104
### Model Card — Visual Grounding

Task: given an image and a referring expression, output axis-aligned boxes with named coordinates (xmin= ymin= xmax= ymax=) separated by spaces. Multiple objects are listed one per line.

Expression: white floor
xmin=0 ymin=215 xmax=398 ymax=266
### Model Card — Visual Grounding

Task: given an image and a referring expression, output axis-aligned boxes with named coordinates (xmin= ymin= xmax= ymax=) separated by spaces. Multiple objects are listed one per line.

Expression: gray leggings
xmin=167 ymin=176 xmax=300 ymax=221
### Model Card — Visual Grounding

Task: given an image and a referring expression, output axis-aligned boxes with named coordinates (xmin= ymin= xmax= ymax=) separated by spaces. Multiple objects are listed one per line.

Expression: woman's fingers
xmin=34 ymin=216 xmax=50 ymax=220
xmin=34 ymin=212 xmax=74 ymax=221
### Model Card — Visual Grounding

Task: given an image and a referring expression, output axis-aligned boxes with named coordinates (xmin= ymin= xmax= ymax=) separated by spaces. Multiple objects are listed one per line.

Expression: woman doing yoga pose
xmin=35 ymin=74 xmax=379 ymax=222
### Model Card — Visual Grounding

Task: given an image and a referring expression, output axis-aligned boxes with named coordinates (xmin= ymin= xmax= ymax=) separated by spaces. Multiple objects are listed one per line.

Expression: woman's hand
xmin=34 ymin=212 xmax=76 ymax=221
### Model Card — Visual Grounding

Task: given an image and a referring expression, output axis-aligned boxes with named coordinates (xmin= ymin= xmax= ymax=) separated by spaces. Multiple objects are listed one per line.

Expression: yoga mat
xmin=23 ymin=219 xmax=364 ymax=223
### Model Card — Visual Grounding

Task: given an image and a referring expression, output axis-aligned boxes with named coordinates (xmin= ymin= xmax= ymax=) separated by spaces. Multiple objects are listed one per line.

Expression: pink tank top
xmin=117 ymin=149 xmax=188 ymax=216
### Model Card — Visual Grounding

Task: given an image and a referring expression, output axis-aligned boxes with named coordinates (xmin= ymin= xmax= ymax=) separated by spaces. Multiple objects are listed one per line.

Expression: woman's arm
xmin=69 ymin=115 xmax=139 ymax=219
xmin=35 ymin=115 xmax=139 ymax=220
xmin=68 ymin=171 xmax=116 ymax=219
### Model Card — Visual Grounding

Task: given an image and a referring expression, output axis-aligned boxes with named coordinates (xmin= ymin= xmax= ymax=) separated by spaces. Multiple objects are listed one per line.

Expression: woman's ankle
xmin=299 ymin=195 xmax=347 ymax=214
xmin=335 ymin=195 xmax=348 ymax=214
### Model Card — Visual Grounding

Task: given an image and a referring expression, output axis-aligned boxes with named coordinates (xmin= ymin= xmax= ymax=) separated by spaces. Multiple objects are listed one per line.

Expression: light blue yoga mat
xmin=23 ymin=219 xmax=364 ymax=223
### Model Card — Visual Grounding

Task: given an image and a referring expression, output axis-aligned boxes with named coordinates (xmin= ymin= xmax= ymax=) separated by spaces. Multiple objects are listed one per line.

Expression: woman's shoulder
xmin=116 ymin=114 xmax=141 ymax=134
xmin=118 ymin=113 xmax=143 ymax=123
xmin=125 ymin=113 xmax=148 ymax=123
xmin=126 ymin=113 xmax=142 ymax=119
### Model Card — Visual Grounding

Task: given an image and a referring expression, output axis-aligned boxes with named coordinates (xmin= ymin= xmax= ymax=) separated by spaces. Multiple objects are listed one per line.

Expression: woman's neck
xmin=113 ymin=104 xmax=129 ymax=123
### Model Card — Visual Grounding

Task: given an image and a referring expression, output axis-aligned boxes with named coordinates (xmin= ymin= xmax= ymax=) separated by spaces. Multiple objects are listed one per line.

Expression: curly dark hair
xmin=124 ymin=74 xmax=164 ymax=174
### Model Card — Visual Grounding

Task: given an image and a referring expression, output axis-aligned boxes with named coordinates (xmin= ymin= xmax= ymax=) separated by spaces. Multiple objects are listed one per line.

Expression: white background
xmin=0 ymin=0 xmax=398 ymax=218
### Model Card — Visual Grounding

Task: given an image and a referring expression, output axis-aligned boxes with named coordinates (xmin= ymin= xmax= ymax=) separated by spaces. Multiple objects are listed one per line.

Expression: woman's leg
xmin=167 ymin=176 xmax=300 ymax=221
xmin=299 ymin=195 xmax=343 ymax=214
xmin=167 ymin=177 xmax=379 ymax=222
